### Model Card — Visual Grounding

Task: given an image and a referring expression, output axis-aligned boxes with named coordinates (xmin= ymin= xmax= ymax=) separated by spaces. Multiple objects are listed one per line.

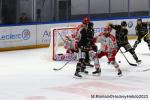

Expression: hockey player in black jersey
xmin=109 ymin=21 xmax=141 ymax=64
xmin=78 ymin=22 xmax=96 ymax=66
xmin=74 ymin=22 xmax=97 ymax=78
xmin=133 ymin=18 xmax=150 ymax=50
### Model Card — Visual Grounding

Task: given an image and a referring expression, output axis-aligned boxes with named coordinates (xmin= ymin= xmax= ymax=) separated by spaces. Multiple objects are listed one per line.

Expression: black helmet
xmin=121 ymin=21 xmax=127 ymax=27
xmin=137 ymin=18 xmax=142 ymax=22
xmin=87 ymin=22 xmax=93 ymax=28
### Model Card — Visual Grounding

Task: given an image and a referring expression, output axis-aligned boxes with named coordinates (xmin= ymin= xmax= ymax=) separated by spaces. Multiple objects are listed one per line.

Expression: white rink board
xmin=0 ymin=25 xmax=36 ymax=48
xmin=36 ymin=23 xmax=70 ymax=45
xmin=37 ymin=18 xmax=150 ymax=45
xmin=0 ymin=18 xmax=150 ymax=49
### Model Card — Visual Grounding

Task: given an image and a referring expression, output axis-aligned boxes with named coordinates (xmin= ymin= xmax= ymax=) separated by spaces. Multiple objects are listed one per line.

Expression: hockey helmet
xmin=137 ymin=18 xmax=142 ymax=25
xmin=82 ymin=17 xmax=90 ymax=24
xmin=104 ymin=26 xmax=112 ymax=32
xmin=137 ymin=18 xmax=142 ymax=22
xmin=87 ymin=22 xmax=94 ymax=28
xmin=121 ymin=21 xmax=127 ymax=27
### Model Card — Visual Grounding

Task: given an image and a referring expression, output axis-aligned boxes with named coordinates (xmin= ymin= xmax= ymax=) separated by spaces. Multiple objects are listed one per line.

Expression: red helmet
xmin=82 ymin=17 xmax=90 ymax=24
xmin=104 ymin=26 xmax=112 ymax=32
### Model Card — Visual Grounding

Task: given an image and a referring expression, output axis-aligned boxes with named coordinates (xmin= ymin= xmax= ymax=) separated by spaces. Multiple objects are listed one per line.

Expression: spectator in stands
xmin=19 ymin=13 xmax=29 ymax=23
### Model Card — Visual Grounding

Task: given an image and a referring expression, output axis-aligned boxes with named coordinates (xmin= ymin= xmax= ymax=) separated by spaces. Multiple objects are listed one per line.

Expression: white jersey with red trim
xmin=97 ymin=32 xmax=117 ymax=53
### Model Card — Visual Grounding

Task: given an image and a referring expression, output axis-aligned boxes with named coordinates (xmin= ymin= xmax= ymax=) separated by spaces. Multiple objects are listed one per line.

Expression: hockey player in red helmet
xmin=76 ymin=17 xmax=91 ymax=32
xmin=72 ymin=17 xmax=91 ymax=51
xmin=74 ymin=22 xmax=96 ymax=78
xmin=82 ymin=17 xmax=90 ymax=24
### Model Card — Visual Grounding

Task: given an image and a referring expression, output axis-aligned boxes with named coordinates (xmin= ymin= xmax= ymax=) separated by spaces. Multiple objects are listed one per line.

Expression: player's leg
xmin=144 ymin=36 xmax=150 ymax=50
xmin=92 ymin=52 xmax=105 ymax=75
xmin=74 ymin=58 xmax=88 ymax=78
xmin=78 ymin=48 xmax=88 ymax=73
xmin=74 ymin=49 xmax=87 ymax=78
xmin=80 ymin=58 xmax=89 ymax=74
xmin=92 ymin=57 xmax=101 ymax=75
xmin=125 ymin=44 xmax=141 ymax=64
xmin=107 ymin=53 xmax=122 ymax=76
xmin=108 ymin=44 xmax=121 ymax=64
xmin=133 ymin=36 xmax=142 ymax=50
xmin=84 ymin=50 xmax=94 ymax=67
xmin=74 ymin=59 xmax=83 ymax=78
xmin=111 ymin=60 xmax=122 ymax=76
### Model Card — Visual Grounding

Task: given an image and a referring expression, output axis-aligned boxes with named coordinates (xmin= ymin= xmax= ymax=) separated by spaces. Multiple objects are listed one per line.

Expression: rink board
xmin=0 ymin=17 xmax=150 ymax=51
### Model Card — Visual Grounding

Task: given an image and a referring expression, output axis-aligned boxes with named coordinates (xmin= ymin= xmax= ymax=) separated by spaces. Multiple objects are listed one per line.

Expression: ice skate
xmin=92 ymin=68 xmax=101 ymax=75
xmin=117 ymin=69 xmax=122 ymax=77
xmin=74 ymin=72 xmax=82 ymax=78
xmin=136 ymin=60 xmax=142 ymax=65
xmin=81 ymin=67 xmax=89 ymax=74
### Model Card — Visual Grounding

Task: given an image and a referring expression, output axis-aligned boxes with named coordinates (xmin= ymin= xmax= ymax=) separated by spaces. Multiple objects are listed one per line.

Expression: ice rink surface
xmin=0 ymin=40 xmax=150 ymax=100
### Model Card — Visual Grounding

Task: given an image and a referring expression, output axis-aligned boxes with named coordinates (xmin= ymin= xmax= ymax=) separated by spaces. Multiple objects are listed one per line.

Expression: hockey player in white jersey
xmin=64 ymin=35 xmax=78 ymax=54
xmin=93 ymin=26 xmax=122 ymax=76
xmin=54 ymin=35 xmax=78 ymax=61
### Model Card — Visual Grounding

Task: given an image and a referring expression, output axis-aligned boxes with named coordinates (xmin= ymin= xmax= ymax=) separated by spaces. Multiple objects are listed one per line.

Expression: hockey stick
xmin=53 ymin=55 xmax=76 ymax=71
xmin=120 ymin=49 xmax=137 ymax=66
xmin=139 ymin=31 xmax=150 ymax=40
xmin=142 ymin=68 xmax=150 ymax=72
xmin=124 ymin=32 xmax=150 ymax=54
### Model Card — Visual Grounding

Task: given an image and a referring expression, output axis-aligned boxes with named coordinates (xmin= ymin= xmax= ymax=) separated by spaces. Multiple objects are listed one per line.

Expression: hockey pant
xmin=75 ymin=49 xmax=88 ymax=73
xmin=94 ymin=52 xmax=120 ymax=70
xmin=78 ymin=48 xmax=90 ymax=63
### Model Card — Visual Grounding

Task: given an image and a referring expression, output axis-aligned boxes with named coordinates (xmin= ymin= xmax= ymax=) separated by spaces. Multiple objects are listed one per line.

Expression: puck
xmin=119 ymin=61 xmax=121 ymax=63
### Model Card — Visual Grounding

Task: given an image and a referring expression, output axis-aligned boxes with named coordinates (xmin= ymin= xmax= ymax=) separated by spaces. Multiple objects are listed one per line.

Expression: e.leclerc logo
xmin=128 ymin=21 xmax=134 ymax=28
xmin=0 ymin=29 xmax=31 ymax=40
xmin=22 ymin=29 xmax=31 ymax=40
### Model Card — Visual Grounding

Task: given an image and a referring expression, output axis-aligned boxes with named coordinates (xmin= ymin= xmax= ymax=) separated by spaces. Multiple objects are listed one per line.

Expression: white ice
xmin=0 ymin=40 xmax=150 ymax=100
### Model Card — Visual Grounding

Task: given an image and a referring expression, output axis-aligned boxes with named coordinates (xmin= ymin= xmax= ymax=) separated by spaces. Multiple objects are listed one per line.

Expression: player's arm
xmin=108 ymin=23 xmax=120 ymax=30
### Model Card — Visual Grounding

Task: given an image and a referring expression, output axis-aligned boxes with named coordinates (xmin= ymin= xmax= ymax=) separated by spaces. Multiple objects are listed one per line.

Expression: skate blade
xmin=81 ymin=72 xmax=89 ymax=75
xmin=137 ymin=61 xmax=142 ymax=66
xmin=117 ymin=74 xmax=123 ymax=77
xmin=92 ymin=73 xmax=101 ymax=76
xmin=73 ymin=76 xmax=82 ymax=79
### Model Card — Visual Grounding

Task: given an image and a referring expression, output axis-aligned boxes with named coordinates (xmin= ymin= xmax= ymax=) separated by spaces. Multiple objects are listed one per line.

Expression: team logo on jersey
xmin=128 ymin=21 xmax=133 ymax=28
xmin=22 ymin=29 xmax=31 ymax=40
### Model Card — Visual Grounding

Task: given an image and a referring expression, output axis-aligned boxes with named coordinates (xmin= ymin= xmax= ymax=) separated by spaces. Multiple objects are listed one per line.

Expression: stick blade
xmin=129 ymin=63 xmax=137 ymax=66
xmin=53 ymin=68 xmax=60 ymax=71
